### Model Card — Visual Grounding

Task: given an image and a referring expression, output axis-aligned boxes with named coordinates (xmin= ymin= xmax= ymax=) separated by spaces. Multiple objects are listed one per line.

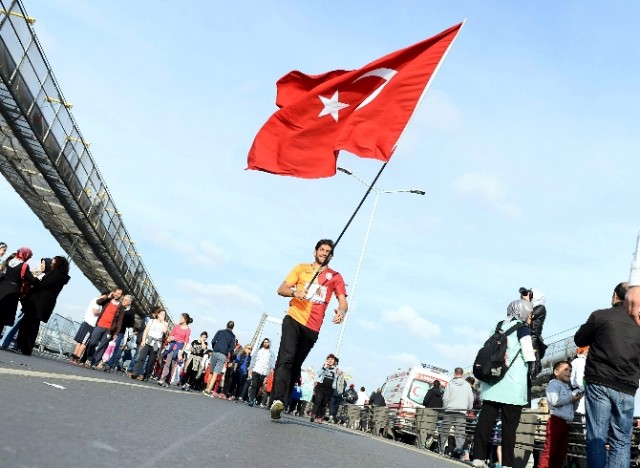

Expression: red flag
xmin=247 ymin=22 xmax=463 ymax=179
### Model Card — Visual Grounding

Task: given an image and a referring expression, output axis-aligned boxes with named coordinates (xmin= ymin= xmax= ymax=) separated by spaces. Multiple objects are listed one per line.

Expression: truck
xmin=379 ymin=364 xmax=451 ymax=444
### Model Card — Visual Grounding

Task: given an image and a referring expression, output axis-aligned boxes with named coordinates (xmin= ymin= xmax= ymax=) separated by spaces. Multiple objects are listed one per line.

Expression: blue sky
xmin=2 ymin=1 xmax=640 ymax=393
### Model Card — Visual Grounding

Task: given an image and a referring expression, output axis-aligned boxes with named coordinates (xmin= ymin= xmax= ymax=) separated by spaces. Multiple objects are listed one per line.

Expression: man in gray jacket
xmin=439 ymin=367 xmax=474 ymax=459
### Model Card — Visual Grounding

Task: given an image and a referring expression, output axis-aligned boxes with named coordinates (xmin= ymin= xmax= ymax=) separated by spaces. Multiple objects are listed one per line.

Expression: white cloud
xmin=355 ymin=318 xmax=382 ymax=331
xmin=419 ymin=90 xmax=463 ymax=133
xmin=380 ymin=306 xmax=441 ymax=339
xmin=453 ymin=170 xmax=522 ymax=218
xmin=175 ymin=279 xmax=264 ymax=311
xmin=387 ymin=352 xmax=421 ymax=370
xmin=432 ymin=343 xmax=482 ymax=368
xmin=453 ymin=325 xmax=483 ymax=341
xmin=147 ymin=231 xmax=228 ymax=268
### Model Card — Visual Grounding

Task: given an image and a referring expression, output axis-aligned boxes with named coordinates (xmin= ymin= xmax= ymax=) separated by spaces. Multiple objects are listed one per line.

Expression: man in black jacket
xmin=574 ymin=282 xmax=640 ymax=468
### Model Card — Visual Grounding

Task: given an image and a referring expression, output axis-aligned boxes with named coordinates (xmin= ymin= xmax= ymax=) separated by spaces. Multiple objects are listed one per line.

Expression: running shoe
xmin=270 ymin=400 xmax=285 ymax=420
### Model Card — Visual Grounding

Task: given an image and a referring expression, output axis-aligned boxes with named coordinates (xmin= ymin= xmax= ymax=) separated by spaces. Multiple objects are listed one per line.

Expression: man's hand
xmin=625 ymin=286 xmax=640 ymax=326
xmin=332 ymin=309 xmax=345 ymax=324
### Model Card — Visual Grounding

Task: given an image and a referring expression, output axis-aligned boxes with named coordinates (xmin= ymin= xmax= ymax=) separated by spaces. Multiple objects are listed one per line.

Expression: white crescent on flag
xmin=353 ymin=67 xmax=398 ymax=110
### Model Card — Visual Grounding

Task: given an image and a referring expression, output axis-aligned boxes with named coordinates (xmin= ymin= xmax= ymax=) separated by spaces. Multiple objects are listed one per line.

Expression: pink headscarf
xmin=16 ymin=247 xmax=33 ymax=262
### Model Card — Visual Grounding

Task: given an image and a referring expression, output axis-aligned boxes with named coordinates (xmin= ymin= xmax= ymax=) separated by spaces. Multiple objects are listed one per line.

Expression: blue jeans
xmin=585 ymin=382 xmax=634 ymax=467
xmin=1 ymin=312 xmax=23 ymax=349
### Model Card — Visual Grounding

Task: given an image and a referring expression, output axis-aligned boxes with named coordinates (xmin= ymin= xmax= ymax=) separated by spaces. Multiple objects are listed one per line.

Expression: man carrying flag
xmin=247 ymin=22 xmax=463 ymax=179
xmin=270 ymin=239 xmax=348 ymax=420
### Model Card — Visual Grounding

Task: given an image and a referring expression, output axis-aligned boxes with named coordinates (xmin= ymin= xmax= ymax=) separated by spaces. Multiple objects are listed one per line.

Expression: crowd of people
xmin=5 ymin=234 xmax=640 ymax=468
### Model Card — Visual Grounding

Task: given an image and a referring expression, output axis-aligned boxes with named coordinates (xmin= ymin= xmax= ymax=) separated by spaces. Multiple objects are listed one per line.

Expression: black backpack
xmin=344 ymin=388 xmax=358 ymax=404
xmin=473 ymin=320 xmax=525 ymax=384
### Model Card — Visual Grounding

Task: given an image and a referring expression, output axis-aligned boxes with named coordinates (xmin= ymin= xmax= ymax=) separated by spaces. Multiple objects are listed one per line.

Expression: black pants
xmin=17 ymin=309 xmax=39 ymax=355
xmin=132 ymin=344 xmax=158 ymax=379
xmin=311 ymin=385 xmax=333 ymax=419
xmin=472 ymin=400 xmax=522 ymax=467
xmin=248 ymin=372 xmax=266 ymax=403
xmin=272 ymin=315 xmax=318 ymax=408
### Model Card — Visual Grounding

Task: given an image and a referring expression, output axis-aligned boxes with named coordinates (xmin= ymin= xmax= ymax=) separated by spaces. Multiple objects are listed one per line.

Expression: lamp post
xmin=334 ymin=167 xmax=425 ymax=357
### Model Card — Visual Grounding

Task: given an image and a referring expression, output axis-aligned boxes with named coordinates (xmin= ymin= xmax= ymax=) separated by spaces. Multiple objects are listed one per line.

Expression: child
xmin=538 ymin=361 xmax=583 ymax=468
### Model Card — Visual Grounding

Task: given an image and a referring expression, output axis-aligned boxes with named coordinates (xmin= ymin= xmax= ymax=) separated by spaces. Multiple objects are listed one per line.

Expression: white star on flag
xmin=318 ymin=91 xmax=349 ymax=122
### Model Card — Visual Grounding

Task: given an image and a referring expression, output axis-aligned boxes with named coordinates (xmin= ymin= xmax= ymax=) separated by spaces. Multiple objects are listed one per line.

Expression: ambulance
xmin=379 ymin=364 xmax=451 ymax=442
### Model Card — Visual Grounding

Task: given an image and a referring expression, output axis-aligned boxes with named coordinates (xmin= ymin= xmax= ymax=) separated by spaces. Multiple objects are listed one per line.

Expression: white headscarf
xmin=531 ymin=288 xmax=545 ymax=307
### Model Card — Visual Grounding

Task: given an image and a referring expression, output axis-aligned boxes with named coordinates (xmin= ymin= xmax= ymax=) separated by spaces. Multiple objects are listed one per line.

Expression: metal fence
xmin=330 ymin=405 xmax=640 ymax=467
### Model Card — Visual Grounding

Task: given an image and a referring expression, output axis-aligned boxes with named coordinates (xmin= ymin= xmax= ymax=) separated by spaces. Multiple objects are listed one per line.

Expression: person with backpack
xmin=470 ymin=299 xmax=537 ymax=468
xmin=344 ymin=383 xmax=358 ymax=405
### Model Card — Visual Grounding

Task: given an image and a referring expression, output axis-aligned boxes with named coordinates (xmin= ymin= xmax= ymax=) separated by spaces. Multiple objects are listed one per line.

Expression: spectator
xmin=570 ymin=346 xmax=588 ymax=417
xmin=104 ymin=295 xmax=135 ymax=372
xmin=538 ymin=361 xmax=582 ymax=468
xmin=1 ymin=258 xmax=53 ymax=350
xmin=471 ymin=299 xmax=536 ymax=468
xmin=262 ymin=368 xmax=275 ymax=408
xmin=532 ymin=398 xmax=550 ymax=468
xmin=181 ymin=331 xmax=208 ymax=391
xmin=86 ymin=288 xmax=123 ymax=367
xmin=344 ymin=383 xmax=358 ymax=405
xmin=158 ymin=313 xmax=192 ymax=387
xmin=0 ymin=247 xmax=37 ymax=333
xmin=229 ymin=344 xmax=252 ymax=400
xmin=356 ymin=386 xmax=368 ymax=407
xmin=574 ymin=282 xmax=640 ymax=467
xmin=203 ymin=321 xmax=236 ymax=397
xmin=369 ymin=388 xmax=386 ymax=407
xmin=466 ymin=376 xmax=482 ymax=411
xmin=0 ymin=241 xmax=7 ymax=274
xmin=422 ymin=380 xmax=444 ymax=408
xmin=271 ymin=239 xmax=348 ymax=420
xmin=299 ymin=367 xmax=315 ymax=415
xmin=310 ymin=354 xmax=338 ymax=422
xmin=17 ymin=256 xmax=70 ymax=355
xmin=439 ymin=368 xmax=473 ymax=459
xmin=289 ymin=381 xmax=303 ymax=415
xmin=130 ymin=308 xmax=169 ymax=381
xmin=329 ymin=366 xmax=346 ymax=423
xmin=70 ymin=293 xmax=107 ymax=364
xmin=247 ymin=338 xmax=275 ymax=407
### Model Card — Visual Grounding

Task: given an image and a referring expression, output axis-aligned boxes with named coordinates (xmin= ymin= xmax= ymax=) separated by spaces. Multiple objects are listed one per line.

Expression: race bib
xmin=305 ymin=282 xmax=328 ymax=303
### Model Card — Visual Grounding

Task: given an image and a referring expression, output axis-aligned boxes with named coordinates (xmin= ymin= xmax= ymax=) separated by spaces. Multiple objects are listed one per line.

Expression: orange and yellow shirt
xmin=284 ymin=263 xmax=347 ymax=332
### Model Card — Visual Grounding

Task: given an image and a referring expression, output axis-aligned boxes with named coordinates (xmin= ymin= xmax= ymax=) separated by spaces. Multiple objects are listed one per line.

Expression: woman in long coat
xmin=18 ymin=256 xmax=70 ymax=355
xmin=0 ymin=247 xmax=37 ymax=331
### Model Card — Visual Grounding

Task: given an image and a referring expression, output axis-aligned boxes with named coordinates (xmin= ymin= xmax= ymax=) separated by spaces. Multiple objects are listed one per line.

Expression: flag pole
xmin=308 ymin=162 xmax=387 ymax=286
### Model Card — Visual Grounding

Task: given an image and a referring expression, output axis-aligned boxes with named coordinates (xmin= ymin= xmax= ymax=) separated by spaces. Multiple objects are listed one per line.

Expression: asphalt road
xmin=0 ymin=350 xmax=464 ymax=468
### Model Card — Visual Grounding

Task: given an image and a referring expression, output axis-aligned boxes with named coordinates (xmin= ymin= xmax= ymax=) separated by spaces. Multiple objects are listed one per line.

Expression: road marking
xmin=0 ymin=367 xmax=178 ymax=391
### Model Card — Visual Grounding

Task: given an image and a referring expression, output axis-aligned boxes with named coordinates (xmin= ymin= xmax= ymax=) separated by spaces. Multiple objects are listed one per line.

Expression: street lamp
xmin=335 ymin=167 xmax=425 ymax=356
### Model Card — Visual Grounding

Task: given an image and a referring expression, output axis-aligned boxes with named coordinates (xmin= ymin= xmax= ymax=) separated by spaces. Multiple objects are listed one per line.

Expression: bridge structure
xmin=0 ymin=0 xmax=168 ymax=322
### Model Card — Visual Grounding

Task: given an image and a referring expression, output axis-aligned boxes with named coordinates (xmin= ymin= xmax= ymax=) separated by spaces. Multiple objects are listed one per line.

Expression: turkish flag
xmin=247 ymin=22 xmax=463 ymax=179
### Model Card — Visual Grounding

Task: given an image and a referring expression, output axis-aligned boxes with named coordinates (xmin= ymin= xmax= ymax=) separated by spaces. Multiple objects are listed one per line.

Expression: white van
xmin=380 ymin=364 xmax=451 ymax=442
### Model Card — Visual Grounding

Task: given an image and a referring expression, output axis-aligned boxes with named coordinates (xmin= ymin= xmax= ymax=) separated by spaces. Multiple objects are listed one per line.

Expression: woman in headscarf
xmin=0 ymin=247 xmax=38 ymax=332
xmin=1 ymin=258 xmax=52 ymax=350
xmin=470 ymin=299 xmax=537 ymax=468
xmin=18 ymin=256 xmax=71 ymax=355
